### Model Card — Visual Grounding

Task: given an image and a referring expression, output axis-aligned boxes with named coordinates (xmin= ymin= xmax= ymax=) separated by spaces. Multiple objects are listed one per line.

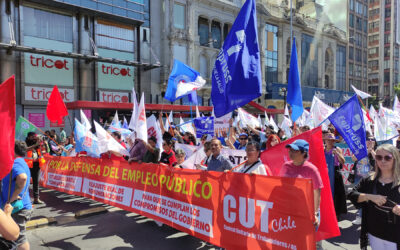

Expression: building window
xmin=384 ymin=34 xmax=391 ymax=44
xmin=173 ymin=44 xmax=187 ymax=64
xmin=355 ymin=48 xmax=362 ymax=62
xmin=384 ymin=60 xmax=390 ymax=69
xmin=24 ymin=7 xmax=72 ymax=43
xmin=198 ymin=17 xmax=209 ymax=46
xmin=385 ymin=8 xmax=391 ymax=18
xmin=349 ymin=63 xmax=353 ymax=76
xmin=349 ymin=47 xmax=353 ymax=60
xmin=350 ymin=0 xmax=354 ymax=11
xmin=199 ymin=54 xmax=208 ymax=78
xmin=223 ymin=24 xmax=231 ymax=41
xmin=384 ymin=72 xmax=390 ymax=83
xmin=211 ymin=21 xmax=222 ymax=49
xmin=301 ymin=34 xmax=318 ymax=87
xmin=385 ymin=21 xmax=391 ymax=31
xmin=265 ymin=23 xmax=278 ymax=85
xmin=349 ymin=14 xmax=354 ymax=28
xmin=369 ymin=8 xmax=380 ymax=17
xmin=96 ymin=20 xmax=134 ymax=52
xmin=173 ymin=3 xmax=185 ymax=29
xmin=336 ymin=45 xmax=346 ymax=91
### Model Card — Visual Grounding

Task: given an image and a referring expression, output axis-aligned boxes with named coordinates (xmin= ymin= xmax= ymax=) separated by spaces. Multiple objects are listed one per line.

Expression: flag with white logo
xmin=211 ymin=0 xmax=262 ymax=117
xmin=135 ymin=92 xmax=148 ymax=142
xmin=328 ymin=95 xmax=367 ymax=160
xmin=193 ymin=117 xmax=214 ymax=138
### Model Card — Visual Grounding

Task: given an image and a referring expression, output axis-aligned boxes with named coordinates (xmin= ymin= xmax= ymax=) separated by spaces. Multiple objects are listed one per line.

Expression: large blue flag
xmin=328 ymin=95 xmax=367 ymax=160
xmin=165 ymin=59 xmax=205 ymax=103
xmin=211 ymin=0 xmax=262 ymax=118
xmin=287 ymin=37 xmax=303 ymax=122
xmin=74 ymin=119 xmax=101 ymax=157
xmin=193 ymin=117 xmax=214 ymax=138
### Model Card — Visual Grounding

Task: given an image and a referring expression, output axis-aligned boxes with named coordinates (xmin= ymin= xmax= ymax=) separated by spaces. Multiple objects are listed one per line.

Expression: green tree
xmin=394 ymin=83 xmax=400 ymax=99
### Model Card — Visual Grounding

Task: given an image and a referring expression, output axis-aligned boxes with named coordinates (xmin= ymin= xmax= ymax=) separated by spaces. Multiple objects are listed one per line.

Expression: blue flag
xmin=328 ymin=95 xmax=367 ymax=160
xmin=165 ymin=60 xmax=205 ymax=103
xmin=193 ymin=117 xmax=214 ymax=138
xmin=287 ymin=37 xmax=303 ymax=122
xmin=211 ymin=0 xmax=262 ymax=118
xmin=74 ymin=119 xmax=101 ymax=158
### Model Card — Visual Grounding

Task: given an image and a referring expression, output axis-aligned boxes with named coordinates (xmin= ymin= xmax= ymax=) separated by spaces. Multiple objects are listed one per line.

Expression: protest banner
xmin=176 ymin=143 xmax=247 ymax=170
xmin=41 ymin=156 xmax=316 ymax=249
xmin=194 ymin=117 xmax=214 ymax=138
xmin=335 ymin=143 xmax=355 ymax=185
xmin=214 ymin=112 xmax=231 ymax=137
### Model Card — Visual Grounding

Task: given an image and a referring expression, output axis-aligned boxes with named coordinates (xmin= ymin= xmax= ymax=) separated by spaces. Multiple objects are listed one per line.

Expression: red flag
xmin=260 ymin=127 xmax=340 ymax=241
xmin=46 ymin=85 xmax=68 ymax=125
xmin=0 ymin=76 xmax=16 ymax=180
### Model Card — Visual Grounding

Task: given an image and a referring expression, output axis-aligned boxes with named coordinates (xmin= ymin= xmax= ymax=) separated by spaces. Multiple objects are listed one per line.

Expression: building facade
xmin=348 ymin=0 xmax=369 ymax=93
xmin=367 ymin=0 xmax=400 ymax=106
xmin=152 ymin=0 xmax=351 ymax=111
xmin=0 ymin=0 xmax=156 ymax=134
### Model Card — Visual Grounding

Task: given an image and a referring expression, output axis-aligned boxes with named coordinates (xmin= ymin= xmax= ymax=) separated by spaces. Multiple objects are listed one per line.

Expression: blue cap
xmin=239 ymin=133 xmax=248 ymax=138
xmin=285 ymin=139 xmax=309 ymax=152
xmin=171 ymin=137 xmax=177 ymax=141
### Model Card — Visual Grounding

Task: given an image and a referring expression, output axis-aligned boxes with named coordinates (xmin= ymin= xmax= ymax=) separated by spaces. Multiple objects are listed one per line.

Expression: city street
xmin=27 ymin=187 xmax=366 ymax=250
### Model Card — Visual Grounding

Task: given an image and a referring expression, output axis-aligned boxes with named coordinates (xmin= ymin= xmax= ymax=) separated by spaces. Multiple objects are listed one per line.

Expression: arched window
xmin=198 ymin=17 xmax=209 ymax=46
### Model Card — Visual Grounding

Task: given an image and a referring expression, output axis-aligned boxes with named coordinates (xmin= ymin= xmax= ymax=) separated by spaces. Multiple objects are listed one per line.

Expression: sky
xmin=316 ymin=0 xmax=347 ymax=32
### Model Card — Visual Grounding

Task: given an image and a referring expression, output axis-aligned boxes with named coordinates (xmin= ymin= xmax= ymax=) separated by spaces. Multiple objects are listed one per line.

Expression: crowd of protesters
xmin=2 ymin=112 xmax=400 ymax=250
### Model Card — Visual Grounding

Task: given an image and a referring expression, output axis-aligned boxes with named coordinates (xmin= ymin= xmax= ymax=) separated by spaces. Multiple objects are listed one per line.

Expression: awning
xmin=66 ymin=100 xmax=213 ymax=112
xmin=66 ymin=100 xmax=283 ymax=115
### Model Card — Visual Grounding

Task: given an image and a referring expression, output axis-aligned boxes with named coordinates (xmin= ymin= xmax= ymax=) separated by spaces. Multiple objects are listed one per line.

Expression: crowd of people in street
xmin=1 ymin=112 xmax=400 ymax=250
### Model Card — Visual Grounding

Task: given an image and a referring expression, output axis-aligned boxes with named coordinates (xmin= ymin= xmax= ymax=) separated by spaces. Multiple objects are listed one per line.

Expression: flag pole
xmin=290 ymin=0 xmax=293 ymax=49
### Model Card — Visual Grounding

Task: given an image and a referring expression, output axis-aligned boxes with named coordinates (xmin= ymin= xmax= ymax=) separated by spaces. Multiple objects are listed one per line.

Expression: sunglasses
xmin=367 ymin=138 xmax=375 ymax=141
xmin=376 ymin=154 xmax=393 ymax=161
xmin=239 ymin=137 xmax=248 ymax=140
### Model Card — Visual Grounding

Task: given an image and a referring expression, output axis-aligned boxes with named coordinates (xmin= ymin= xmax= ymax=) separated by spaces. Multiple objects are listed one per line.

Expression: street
xmin=26 ymin=187 xmax=366 ymax=250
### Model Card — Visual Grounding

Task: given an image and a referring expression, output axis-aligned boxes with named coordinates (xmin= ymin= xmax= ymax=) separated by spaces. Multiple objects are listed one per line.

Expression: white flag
xmin=129 ymin=87 xmax=139 ymax=130
xmin=94 ymin=121 xmax=129 ymax=155
xmin=147 ymin=115 xmax=163 ymax=152
xmin=111 ymin=111 xmax=119 ymax=127
xmin=394 ymin=96 xmax=400 ymax=114
xmin=165 ymin=110 xmax=174 ymax=131
xmin=310 ymin=96 xmax=335 ymax=127
xmin=80 ymin=109 xmax=92 ymax=130
xmin=280 ymin=116 xmax=292 ymax=138
xmin=264 ymin=111 xmax=270 ymax=127
xmin=135 ymin=92 xmax=148 ymax=142
xmin=269 ymin=116 xmax=279 ymax=133
xmin=351 ymin=85 xmax=371 ymax=99
xmin=284 ymin=104 xmax=289 ymax=116
xmin=257 ymin=115 xmax=262 ymax=128
xmin=179 ymin=117 xmax=195 ymax=135
xmin=238 ymin=108 xmax=260 ymax=128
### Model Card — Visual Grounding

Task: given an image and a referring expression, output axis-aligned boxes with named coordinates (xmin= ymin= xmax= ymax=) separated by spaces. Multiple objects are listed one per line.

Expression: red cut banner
xmin=41 ymin=156 xmax=316 ymax=250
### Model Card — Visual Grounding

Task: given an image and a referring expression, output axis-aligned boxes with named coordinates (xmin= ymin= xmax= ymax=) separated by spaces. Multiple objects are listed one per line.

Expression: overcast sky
xmin=316 ymin=0 xmax=347 ymax=32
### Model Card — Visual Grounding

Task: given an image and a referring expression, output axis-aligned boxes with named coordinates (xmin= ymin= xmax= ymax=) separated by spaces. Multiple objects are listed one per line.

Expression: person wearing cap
xmin=233 ymin=133 xmax=249 ymax=150
xmin=280 ymin=139 xmax=323 ymax=228
xmin=323 ymin=132 xmax=347 ymax=218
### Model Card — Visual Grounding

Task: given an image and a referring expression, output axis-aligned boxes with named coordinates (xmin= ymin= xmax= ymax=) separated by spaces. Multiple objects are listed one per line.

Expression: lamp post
xmin=279 ymin=87 xmax=287 ymax=110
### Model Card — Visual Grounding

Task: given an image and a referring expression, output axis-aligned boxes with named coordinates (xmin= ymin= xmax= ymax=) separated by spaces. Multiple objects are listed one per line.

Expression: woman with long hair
xmin=348 ymin=144 xmax=400 ymax=249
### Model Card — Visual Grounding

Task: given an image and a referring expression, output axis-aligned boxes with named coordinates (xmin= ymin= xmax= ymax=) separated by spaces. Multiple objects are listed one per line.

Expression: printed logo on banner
xmin=83 ymin=132 xmax=93 ymax=147
xmin=194 ymin=117 xmax=215 ymax=138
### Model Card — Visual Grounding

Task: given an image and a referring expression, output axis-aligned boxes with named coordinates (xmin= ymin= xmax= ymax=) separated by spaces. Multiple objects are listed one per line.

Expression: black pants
xmin=30 ymin=162 xmax=40 ymax=199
